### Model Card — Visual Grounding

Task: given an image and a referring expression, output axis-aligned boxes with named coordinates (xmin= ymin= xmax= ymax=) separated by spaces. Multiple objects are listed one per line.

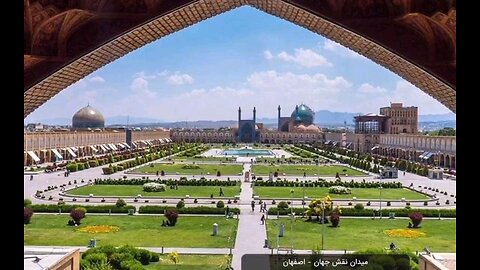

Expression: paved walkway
xmin=231 ymin=162 xmax=270 ymax=269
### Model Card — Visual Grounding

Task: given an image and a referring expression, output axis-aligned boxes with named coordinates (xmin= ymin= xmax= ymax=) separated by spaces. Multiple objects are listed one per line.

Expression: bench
xmin=277 ymin=247 xmax=294 ymax=254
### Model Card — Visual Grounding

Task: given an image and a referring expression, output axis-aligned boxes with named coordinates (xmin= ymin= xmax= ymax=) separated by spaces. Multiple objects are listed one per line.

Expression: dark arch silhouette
xmin=24 ymin=0 xmax=456 ymax=117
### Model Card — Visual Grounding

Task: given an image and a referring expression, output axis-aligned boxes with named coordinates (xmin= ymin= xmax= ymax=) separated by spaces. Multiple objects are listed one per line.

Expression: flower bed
xmin=77 ymin=225 xmax=120 ymax=233
xmin=384 ymin=229 xmax=426 ymax=238
xmin=329 ymin=185 xmax=352 ymax=194
xmin=143 ymin=182 xmax=166 ymax=192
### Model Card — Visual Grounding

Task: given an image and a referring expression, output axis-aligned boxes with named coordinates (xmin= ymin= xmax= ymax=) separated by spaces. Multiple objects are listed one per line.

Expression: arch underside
xmin=24 ymin=0 xmax=456 ymax=118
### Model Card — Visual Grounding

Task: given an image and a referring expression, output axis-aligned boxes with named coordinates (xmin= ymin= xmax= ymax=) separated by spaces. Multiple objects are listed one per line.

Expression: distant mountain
xmin=419 ymin=112 xmax=456 ymax=122
xmin=314 ymin=110 xmax=360 ymax=125
xmin=256 ymin=117 xmax=277 ymax=124
xmin=24 ymin=117 xmax=70 ymax=126
xmin=419 ymin=120 xmax=456 ymax=131
xmin=26 ymin=111 xmax=456 ymax=128
xmin=313 ymin=110 xmax=456 ymax=125
xmin=106 ymin=116 xmax=163 ymax=125
xmin=146 ymin=120 xmax=237 ymax=129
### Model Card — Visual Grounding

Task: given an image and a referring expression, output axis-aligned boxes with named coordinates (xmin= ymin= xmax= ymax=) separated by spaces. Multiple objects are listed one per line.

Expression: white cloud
xmin=266 ymin=48 xmax=332 ymax=67
xmin=134 ymin=71 xmax=158 ymax=79
xmin=248 ymin=70 xmax=350 ymax=93
xmin=167 ymin=74 xmax=194 ymax=85
xmin=358 ymin=83 xmax=387 ymax=94
xmin=105 ymin=70 xmax=353 ymax=121
xmin=263 ymin=50 xmax=273 ymax=60
xmin=130 ymin=77 xmax=149 ymax=91
xmin=323 ymin=40 xmax=365 ymax=59
xmin=341 ymin=80 xmax=451 ymax=115
xmin=88 ymin=76 xmax=105 ymax=83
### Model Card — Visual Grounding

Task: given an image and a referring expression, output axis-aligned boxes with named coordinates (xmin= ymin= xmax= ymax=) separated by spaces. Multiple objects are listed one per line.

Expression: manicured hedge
xmin=95 ymin=178 xmax=240 ymax=186
xmin=254 ymin=179 xmax=402 ymax=189
xmin=138 ymin=206 xmax=240 ymax=215
xmin=30 ymin=204 xmax=136 ymax=213
xmin=101 ymin=143 xmax=198 ymax=175
xmin=267 ymin=207 xmax=456 ymax=217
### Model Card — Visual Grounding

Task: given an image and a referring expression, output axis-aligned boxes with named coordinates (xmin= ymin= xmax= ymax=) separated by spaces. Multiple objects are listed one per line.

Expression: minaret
xmin=277 ymin=105 xmax=281 ymax=130
xmin=252 ymin=107 xmax=256 ymax=142
xmin=238 ymin=107 xmax=242 ymax=128
xmin=295 ymin=105 xmax=299 ymax=122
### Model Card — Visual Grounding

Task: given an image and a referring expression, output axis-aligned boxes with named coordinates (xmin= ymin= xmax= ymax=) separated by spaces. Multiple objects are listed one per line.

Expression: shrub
xmin=409 ymin=212 xmax=423 ymax=228
xmin=150 ymin=252 xmax=160 ymax=262
xmin=330 ymin=212 xmax=340 ymax=227
xmin=143 ymin=182 xmax=166 ymax=192
xmin=67 ymin=163 xmax=78 ymax=172
xmin=102 ymin=167 xmax=114 ymax=175
xmin=139 ymin=206 xmax=240 ymax=215
xmin=165 ymin=209 xmax=179 ymax=226
xmin=354 ymin=203 xmax=364 ymax=210
xmin=70 ymin=207 xmax=86 ymax=224
xmin=24 ymin=199 xmax=32 ymax=207
xmin=77 ymin=163 xmax=85 ymax=171
xmin=83 ymin=253 xmax=107 ymax=266
xmin=216 ymin=200 xmax=225 ymax=208
xmin=277 ymin=201 xmax=289 ymax=209
xmin=24 ymin=207 xmax=33 ymax=224
xmin=116 ymin=198 xmax=127 ymax=208
xmin=110 ymin=253 xmax=134 ymax=269
xmin=135 ymin=249 xmax=152 ymax=265
xmin=120 ymin=259 xmax=144 ymax=270
xmin=176 ymin=200 xmax=185 ymax=209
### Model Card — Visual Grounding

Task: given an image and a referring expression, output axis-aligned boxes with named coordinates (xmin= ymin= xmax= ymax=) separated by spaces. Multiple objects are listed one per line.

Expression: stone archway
xmin=439 ymin=154 xmax=445 ymax=167
xmin=24 ymin=0 xmax=455 ymax=117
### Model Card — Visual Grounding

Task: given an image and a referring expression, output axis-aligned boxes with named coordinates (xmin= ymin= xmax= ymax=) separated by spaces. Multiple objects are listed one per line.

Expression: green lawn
xmin=267 ymin=218 xmax=455 ymax=252
xmin=24 ymin=215 xmax=238 ymax=248
xmin=67 ymin=185 xmax=241 ymax=198
xmin=252 ymin=165 xmax=366 ymax=176
xmin=253 ymin=187 xmax=429 ymax=200
xmin=132 ymin=163 xmax=243 ymax=175
xmin=145 ymin=255 xmax=229 ymax=270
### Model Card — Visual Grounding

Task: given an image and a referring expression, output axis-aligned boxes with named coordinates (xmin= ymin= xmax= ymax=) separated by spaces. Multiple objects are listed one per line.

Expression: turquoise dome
xmin=291 ymin=104 xmax=315 ymax=125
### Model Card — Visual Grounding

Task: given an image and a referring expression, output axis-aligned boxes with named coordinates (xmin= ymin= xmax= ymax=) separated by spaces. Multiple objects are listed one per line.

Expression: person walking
xmin=260 ymin=214 xmax=265 ymax=225
xmin=263 ymin=202 xmax=267 ymax=213
xmin=251 ymin=200 xmax=255 ymax=212
xmin=219 ymin=187 xmax=224 ymax=197
xmin=30 ymin=175 xmax=33 ymax=181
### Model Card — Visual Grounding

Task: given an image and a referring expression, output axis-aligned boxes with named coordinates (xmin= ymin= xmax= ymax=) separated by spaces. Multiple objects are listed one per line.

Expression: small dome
xmin=295 ymin=124 xmax=307 ymax=131
xmin=305 ymin=124 xmax=321 ymax=133
xmin=72 ymin=105 xmax=105 ymax=129
xmin=291 ymin=104 xmax=315 ymax=125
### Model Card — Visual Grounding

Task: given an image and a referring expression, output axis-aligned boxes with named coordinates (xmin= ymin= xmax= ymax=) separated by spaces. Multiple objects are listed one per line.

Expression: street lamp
xmin=321 ymin=201 xmax=325 ymax=250
xmin=290 ymin=189 xmax=295 ymax=251
xmin=379 ymin=183 xmax=383 ymax=219
xmin=302 ymin=177 xmax=306 ymax=210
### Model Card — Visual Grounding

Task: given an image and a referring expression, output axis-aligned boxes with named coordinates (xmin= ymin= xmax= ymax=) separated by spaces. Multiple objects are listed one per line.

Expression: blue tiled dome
xmin=291 ymin=104 xmax=315 ymax=125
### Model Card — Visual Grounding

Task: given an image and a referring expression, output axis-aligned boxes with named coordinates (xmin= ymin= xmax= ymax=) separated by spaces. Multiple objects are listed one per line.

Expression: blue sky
xmin=25 ymin=6 xmax=451 ymax=123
